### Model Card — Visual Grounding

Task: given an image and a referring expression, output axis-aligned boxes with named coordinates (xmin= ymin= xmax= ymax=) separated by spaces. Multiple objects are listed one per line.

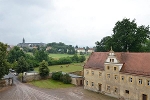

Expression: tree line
xmin=0 ymin=44 xmax=86 ymax=79
xmin=95 ymin=18 xmax=150 ymax=52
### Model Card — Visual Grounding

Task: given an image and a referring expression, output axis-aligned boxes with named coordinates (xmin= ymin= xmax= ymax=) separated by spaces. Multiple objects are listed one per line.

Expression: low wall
xmin=0 ymin=78 xmax=13 ymax=87
xmin=24 ymin=74 xmax=41 ymax=82
xmin=24 ymin=73 xmax=52 ymax=82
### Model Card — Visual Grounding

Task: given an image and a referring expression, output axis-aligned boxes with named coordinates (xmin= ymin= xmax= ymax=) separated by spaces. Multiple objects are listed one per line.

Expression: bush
xmin=51 ymin=72 xmax=71 ymax=84
xmin=39 ymin=60 xmax=50 ymax=78
xmin=51 ymin=72 xmax=62 ymax=80
xmin=62 ymin=74 xmax=71 ymax=84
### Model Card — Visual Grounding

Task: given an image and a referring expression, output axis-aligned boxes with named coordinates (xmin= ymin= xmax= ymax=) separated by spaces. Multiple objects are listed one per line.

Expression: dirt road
xmin=0 ymin=74 xmax=118 ymax=100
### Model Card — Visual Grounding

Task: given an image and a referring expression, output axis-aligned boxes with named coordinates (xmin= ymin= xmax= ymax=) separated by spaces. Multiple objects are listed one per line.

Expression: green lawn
xmin=30 ymin=79 xmax=74 ymax=89
xmin=49 ymin=54 xmax=74 ymax=59
xmin=49 ymin=53 xmax=90 ymax=60
xmin=35 ymin=63 xmax=84 ymax=73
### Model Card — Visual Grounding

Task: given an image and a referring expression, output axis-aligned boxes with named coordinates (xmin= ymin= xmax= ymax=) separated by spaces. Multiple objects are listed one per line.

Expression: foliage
xmin=71 ymin=54 xmax=86 ymax=63
xmin=95 ymin=36 xmax=112 ymax=52
xmin=58 ymin=57 xmax=72 ymax=64
xmin=78 ymin=56 xmax=86 ymax=62
xmin=71 ymin=54 xmax=79 ymax=62
xmin=34 ymin=50 xmax=49 ymax=62
xmin=51 ymin=72 xmax=63 ymax=80
xmin=62 ymin=73 xmax=71 ymax=84
xmin=51 ymin=72 xmax=71 ymax=84
xmin=0 ymin=42 xmax=9 ymax=79
xmin=16 ymin=56 xmax=28 ymax=74
xmin=7 ymin=46 xmax=25 ymax=63
xmin=96 ymin=18 xmax=150 ymax=52
xmin=47 ymin=42 xmax=75 ymax=54
xmin=39 ymin=60 xmax=50 ymax=78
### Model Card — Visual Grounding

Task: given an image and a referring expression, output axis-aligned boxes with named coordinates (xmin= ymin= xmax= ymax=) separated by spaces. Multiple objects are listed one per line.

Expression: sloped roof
xmin=84 ymin=52 xmax=150 ymax=76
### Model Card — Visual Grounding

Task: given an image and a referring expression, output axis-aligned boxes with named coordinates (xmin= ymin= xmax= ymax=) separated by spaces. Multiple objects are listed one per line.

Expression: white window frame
xmin=139 ymin=79 xmax=142 ymax=84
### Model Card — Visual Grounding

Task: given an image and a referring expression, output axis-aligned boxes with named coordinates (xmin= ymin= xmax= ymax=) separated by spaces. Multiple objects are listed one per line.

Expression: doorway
xmin=98 ymin=83 xmax=102 ymax=91
xmin=142 ymin=94 xmax=147 ymax=100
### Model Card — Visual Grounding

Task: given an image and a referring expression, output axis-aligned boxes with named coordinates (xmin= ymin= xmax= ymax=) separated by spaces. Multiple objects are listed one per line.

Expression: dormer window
xmin=109 ymin=59 xmax=114 ymax=62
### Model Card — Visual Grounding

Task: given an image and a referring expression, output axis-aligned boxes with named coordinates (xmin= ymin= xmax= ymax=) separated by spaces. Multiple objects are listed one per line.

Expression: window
xmin=112 ymin=59 xmax=114 ymax=62
xmin=91 ymin=71 xmax=94 ymax=75
xmin=107 ymin=85 xmax=110 ymax=92
xmin=139 ymin=79 xmax=142 ymax=84
xmin=86 ymin=70 xmax=89 ymax=74
xmin=125 ymin=90 xmax=129 ymax=94
xmin=99 ymin=72 xmax=102 ymax=77
xmin=121 ymin=76 xmax=124 ymax=80
xmin=92 ymin=82 xmax=94 ymax=86
xmin=86 ymin=81 xmax=88 ymax=85
xmin=110 ymin=59 xmax=111 ymax=62
xmin=107 ymin=74 xmax=110 ymax=78
xmin=114 ymin=87 xmax=118 ymax=93
xmin=107 ymin=66 xmax=110 ymax=70
xmin=114 ymin=67 xmax=116 ymax=71
xmin=129 ymin=77 xmax=132 ymax=82
xmin=147 ymin=80 xmax=150 ymax=86
xmin=115 ymin=75 xmax=118 ymax=80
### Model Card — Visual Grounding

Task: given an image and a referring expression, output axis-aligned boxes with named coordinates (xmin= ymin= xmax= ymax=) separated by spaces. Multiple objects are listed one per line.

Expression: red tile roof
xmin=84 ymin=52 xmax=150 ymax=76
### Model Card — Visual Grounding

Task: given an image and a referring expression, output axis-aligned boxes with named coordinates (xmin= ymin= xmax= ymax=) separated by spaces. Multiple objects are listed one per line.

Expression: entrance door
xmin=98 ymin=83 xmax=102 ymax=91
xmin=80 ymin=80 xmax=82 ymax=85
xmin=142 ymin=94 xmax=147 ymax=100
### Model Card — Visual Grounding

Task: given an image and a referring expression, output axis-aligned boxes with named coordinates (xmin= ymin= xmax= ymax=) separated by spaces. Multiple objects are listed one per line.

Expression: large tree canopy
xmin=96 ymin=18 xmax=150 ymax=52
xmin=0 ymin=42 xmax=9 ymax=79
xmin=34 ymin=50 xmax=49 ymax=62
xmin=95 ymin=36 xmax=112 ymax=52
xmin=16 ymin=56 xmax=28 ymax=74
xmin=7 ymin=46 xmax=25 ymax=63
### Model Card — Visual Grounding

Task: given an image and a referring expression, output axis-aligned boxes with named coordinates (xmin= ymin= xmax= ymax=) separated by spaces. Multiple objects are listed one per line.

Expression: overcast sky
xmin=0 ymin=0 xmax=150 ymax=47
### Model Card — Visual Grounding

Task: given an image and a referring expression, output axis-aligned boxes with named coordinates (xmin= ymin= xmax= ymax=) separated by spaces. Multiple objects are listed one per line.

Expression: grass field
xmin=49 ymin=54 xmax=74 ymax=59
xmin=49 ymin=53 xmax=90 ymax=60
xmin=35 ymin=63 xmax=84 ymax=73
xmin=30 ymin=79 xmax=74 ymax=89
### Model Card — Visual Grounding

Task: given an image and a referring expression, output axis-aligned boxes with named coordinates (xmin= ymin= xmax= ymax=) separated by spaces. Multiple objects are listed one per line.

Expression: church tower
xmin=23 ymin=38 xmax=25 ymax=43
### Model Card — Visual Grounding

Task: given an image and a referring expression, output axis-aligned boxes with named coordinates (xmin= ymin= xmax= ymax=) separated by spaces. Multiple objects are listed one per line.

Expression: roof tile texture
xmin=84 ymin=52 xmax=150 ymax=76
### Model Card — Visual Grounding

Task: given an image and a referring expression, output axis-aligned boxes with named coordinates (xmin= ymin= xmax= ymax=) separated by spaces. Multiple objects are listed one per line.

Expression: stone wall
xmin=24 ymin=73 xmax=52 ymax=82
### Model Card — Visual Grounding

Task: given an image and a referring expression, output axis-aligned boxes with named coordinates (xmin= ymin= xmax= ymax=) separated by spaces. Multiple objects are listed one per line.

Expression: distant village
xmin=7 ymin=38 xmax=95 ymax=54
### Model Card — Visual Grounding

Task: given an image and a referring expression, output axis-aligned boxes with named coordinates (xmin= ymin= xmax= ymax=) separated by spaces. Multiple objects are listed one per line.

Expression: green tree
xmin=112 ymin=18 xmax=149 ymax=52
xmin=71 ymin=54 xmax=79 ymax=62
xmin=16 ymin=56 xmax=28 ymax=74
xmin=78 ymin=55 xmax=86 ymax=62
xmin=95 ymin=18 xmax=150 ymax=52
xmin=34 ymin=50 xmax=49 ymax=62
xmin=95 ymin=36 xmax=112 ymax=52
xmin=39 ymin=60 xmax=49 ymax=78
xmin=0 ymin=42 xmax=9 ymax=79
xmin=7 ymin=46 xmax=25 ymax=63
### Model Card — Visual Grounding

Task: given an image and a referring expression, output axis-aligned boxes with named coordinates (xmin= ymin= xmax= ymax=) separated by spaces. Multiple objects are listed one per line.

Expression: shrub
xmin=62 ymin=73 xmax=71 ymax=84
xmin=51 ymin=72 xmax=62 ymax=80
xmin=39 ymin=60 xmax=50 ymax=78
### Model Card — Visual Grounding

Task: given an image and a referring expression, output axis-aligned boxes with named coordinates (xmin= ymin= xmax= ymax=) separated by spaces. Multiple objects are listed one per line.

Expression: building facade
xmin=84 ymin=49 xmax=150 ymax=100
xmin=17 ymin=38 xmax=46 ymax=48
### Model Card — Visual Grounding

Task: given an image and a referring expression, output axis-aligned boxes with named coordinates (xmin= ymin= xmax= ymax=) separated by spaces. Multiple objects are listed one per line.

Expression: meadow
xmin=30 ymin=79 xmax=74 ymax=89
xmin=35 ymin=63 xmax=84 ymax=73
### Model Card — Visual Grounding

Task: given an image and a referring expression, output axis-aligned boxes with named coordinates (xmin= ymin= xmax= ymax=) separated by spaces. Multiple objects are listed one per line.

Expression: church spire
xmin=23 ymin=38 xmax=25 ymax=43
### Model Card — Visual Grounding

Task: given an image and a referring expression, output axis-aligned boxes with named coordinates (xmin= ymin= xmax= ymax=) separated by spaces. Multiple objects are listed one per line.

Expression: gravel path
xmin=0 ymin=74 xmax=118 ymax=100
